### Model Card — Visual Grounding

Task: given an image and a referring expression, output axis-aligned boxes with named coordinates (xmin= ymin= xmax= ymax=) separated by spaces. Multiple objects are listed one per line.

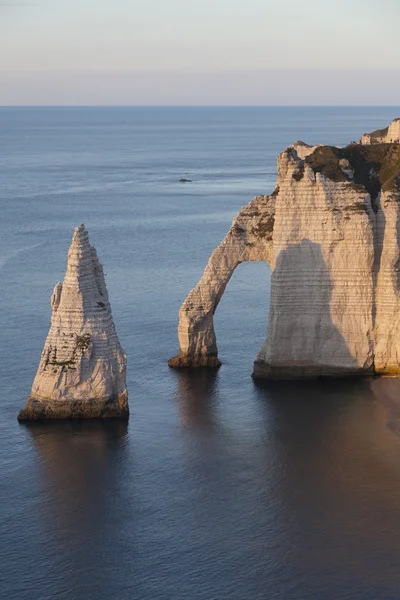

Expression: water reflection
xmin=370 ymin=377 xmax=400 ymax=436
xmin=13 ymin=378 xmax=400 ymax=600
xmin=172 ymin=368 xmax=220 ymax=429
xmin=24 ymin=420 xmax=129 ymax=598
xmin=253 ymin=379 xmax=400 ymax=585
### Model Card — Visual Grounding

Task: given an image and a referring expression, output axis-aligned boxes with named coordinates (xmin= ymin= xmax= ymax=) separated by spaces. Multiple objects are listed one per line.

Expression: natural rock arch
xmin=168 ymin=194 xmax=275 ymax=367
xmin=169 ymin=120 xmax=400 ymax=378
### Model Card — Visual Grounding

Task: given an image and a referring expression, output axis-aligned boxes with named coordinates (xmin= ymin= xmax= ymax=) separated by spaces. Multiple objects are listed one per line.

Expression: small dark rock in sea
xmin=179 ymin=178 xmax=192 ymax=182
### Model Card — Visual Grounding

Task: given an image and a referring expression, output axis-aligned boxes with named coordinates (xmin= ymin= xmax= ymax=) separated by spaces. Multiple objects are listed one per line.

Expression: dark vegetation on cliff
xmin=305 ymin=143 xmax=400 ymax=208
xmin=369 ymin=125 xmax=389 ymax=139
xmin=369 ymin=117 xmax=400 ymax=140
xmin=251 ymin=214 xmax=275 ymax=239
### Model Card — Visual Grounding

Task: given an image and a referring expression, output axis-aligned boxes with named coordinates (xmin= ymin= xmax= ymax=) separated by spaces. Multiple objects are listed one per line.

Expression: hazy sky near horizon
xmin=1 ymin=0 xmax=400 ymax=104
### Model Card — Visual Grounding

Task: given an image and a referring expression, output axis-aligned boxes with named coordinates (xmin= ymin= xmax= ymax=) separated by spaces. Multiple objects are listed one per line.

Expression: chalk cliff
xmin=361 ymin=118 xmax=400 ymax=144
xmin=18 ymin=225 xmax=128 ymax=419
xmin=169 ymin=119 xmax=400 ymax=378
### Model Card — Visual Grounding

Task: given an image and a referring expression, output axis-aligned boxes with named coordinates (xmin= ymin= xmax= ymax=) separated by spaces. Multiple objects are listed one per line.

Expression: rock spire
xmin=169 ymin=118 xmax=400 ymax=378
xmin=18 ymin=224 xmax=128 ymax=419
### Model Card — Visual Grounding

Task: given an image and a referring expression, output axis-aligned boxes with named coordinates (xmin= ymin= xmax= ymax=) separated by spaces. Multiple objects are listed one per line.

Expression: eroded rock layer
xmin=18 ymin=225 xmax=128 ymax=420
xmin=170 ymin=119 xmax=400 ymax=378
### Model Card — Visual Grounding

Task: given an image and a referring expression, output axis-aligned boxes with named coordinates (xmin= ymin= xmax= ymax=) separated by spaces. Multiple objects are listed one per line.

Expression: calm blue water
xmin=1 ymin=107 xmax=400 ymax=600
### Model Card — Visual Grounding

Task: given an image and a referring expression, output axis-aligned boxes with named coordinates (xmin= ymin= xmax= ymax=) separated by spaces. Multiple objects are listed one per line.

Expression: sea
xmin=1 ymin=106 xmax=400 ymax=600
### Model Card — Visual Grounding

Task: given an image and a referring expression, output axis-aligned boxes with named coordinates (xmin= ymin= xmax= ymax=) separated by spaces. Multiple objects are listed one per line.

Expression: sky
xmin=1 ymin=0 xmax=400 ymax=105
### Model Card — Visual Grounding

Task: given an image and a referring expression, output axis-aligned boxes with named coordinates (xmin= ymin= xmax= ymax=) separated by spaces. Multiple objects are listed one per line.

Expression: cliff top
xmin=298 ymin=119 xmax=400 ymax=206
xmin=304 ymin=143 xmax=400 ymax=202
xmin=368 ymin=117 xmax=400 ymax=140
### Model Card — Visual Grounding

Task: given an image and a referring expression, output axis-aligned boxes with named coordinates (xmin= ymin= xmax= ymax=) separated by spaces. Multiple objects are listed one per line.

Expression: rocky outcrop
xmin=361 ymin=118 xmax=400 ymax=144
xmin=170 ymin=119 xmax=400 ymax=378
xmin=18 ymin=225 xmax=128 ymax=420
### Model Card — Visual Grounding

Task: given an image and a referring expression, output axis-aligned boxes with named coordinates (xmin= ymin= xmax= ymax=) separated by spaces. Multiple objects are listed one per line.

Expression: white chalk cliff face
xmin=18 ymin=225 xmax=128 ymax=419
xmin=169 ymin=119 xmax=400 ymax=378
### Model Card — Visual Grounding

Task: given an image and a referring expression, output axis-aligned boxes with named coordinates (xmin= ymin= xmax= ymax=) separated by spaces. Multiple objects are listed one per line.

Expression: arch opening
xmin=214 ymin=261 xmax=271 ymax=367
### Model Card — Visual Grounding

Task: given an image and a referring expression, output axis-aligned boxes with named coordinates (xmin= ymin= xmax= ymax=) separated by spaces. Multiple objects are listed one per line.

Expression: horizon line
xmin=1 ymin=104 xmax=400 ymax=109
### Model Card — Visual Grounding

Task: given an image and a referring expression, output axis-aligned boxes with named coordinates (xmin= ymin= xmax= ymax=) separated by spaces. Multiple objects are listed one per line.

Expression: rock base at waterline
xmin=17 ymin=390 xmax=129 ymax=421
xmin=252 ymin=361 xmax=374 ymax=380
xmin=168 ymin=354 xmax=221 ymax=368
